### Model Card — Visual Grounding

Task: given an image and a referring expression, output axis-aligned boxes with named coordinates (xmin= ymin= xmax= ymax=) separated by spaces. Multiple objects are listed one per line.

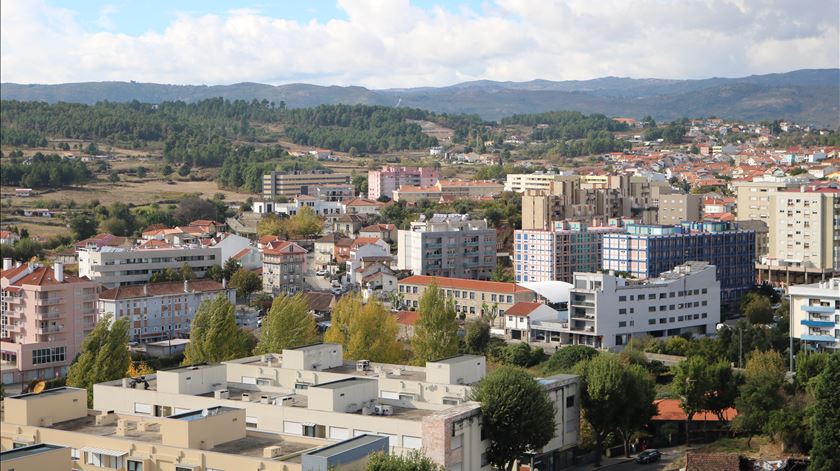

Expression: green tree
xmin=136 ymin=166 xmax=147 ymax=178
xmin=324 ymin=295 xmax=403 ymax=363
xmin=69 ymin=213 xmax=98 ymax=241
xmin=542 ymin=345 xmax=598 ymax=374
xmin=182 ymin=295 xmax=251 ymax=364
xmin=366 ymin=450 xmax=443 ymax=470
xmin=463 ymin=318 xmax=490 ymax=354
xmin=229 ymin=268 xmax=261 ymax=301
xmin=255 ymin=294 xmax=318 ymax=353
xmin=108 ymin=171 xmax=120 ymax=183
xmin=222 ymin=258 xmax=241 ymax=281
xmin=411 ymin=285 xmax=459 ymax=365
xmin=257 ymin=213 xmax=285 ymax=237
xmin=732 ymin=350 xmax=786 ymax=446
xmin=743 ymin=293 xmax=773 ymax=324
xmin=615 ymin=364 xmax=657 ymax=457
xmin=673 ymin=356 xmax=739 ymax=442
xmin=490 ymin=263 xmax=513 ymax=282
xmin=810 ymin=353 xmax=840 ymax=471
xmin=204 ymin=264 xmax=223 ymax=282
xmin=470 ymin=366 xmax=556 ymax=471
xmin=161 ymin=165 xmax=174 ymax=176
xmin=179 ymin=262 xmax=195 ymax=281
xmin=66 ymin=315 xmax=131 ymax=406
xmin=796 ymin=351 xmax=830 ymax=392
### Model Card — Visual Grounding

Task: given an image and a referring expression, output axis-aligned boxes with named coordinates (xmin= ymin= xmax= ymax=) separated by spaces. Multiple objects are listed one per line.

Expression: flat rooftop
xmin=0 ymin=443 xmax=65 ymax=461
xmin=305 ymin=434 xmax=386 ymax=458
xmin=430 ymin=354 xmax=483 ymax=365
xmin=168 ymin=406 xmax=238 ymax=421
xmin=10 ymin=386 xmax=81 ymax=399
xmin=314 ymin=377 xmax=376 ymax=390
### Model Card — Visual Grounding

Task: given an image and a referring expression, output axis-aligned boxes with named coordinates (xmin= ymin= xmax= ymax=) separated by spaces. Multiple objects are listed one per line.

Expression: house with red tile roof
xmin=0 ymin=230 xmax=20 ymax=245
xmin=262 ymin=240 xmax=308 ymax=296
xmin=394 ymin=310 xmax=419 ymax=340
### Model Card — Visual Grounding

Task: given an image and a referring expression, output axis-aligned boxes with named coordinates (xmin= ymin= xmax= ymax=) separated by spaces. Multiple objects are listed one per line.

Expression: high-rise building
xmin=397 ymin=214 xmax=496 ymax=280
xmin=1 ymin=262 xmax=99 ymax=385
xmin=758 ymin=186 xmax=840 ymax=285
xmin=602 ymin=221 xmax=755 ymax=304
xmin=263 ymin=172 xmax=352 ymax=200
xmin=568 ymin=262 xmax=721 ymax=349
xmin=367 ymin=166 xmax=440 ymax=200
xmin=658 ymin=193 xmax=703 ymax=225
xmin=514 ymin=221 xmax=625 ymax=283
xmin=788 ymin=278 xmax=840 ymax=351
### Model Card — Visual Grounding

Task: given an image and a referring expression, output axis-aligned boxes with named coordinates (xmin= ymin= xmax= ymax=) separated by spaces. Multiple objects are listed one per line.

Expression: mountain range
xmin=2 ymin=69 xmax=838 ymax=126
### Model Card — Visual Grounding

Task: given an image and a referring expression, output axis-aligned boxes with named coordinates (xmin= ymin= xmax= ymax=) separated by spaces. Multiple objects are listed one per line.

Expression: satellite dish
xmin=32 ymin=381 xmax=46 ymax=394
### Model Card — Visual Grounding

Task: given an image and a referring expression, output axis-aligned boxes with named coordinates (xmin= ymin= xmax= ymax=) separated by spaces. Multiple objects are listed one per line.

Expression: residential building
xmin=398 ymin=275 xmax=536 ymax=322
xmin=314 ymin=233 xmax=342 ymax=269
xmin=253 ymin=195 xmax=343 ymax=216
xmin=77 ymin=244 xmax=222 ymax=288
xmin=359 ymin=224 xmax=396 ymax=242
xmin=328 ymin=214 xmax=365 ymax=235
xmin=568 ymin=262 xmax=721 ymax=349
xmin=341 ymin=198 xmax=386 ymax=217
xmin=504 ymin=173 xmax=578 ymax=193
xmin=358 ymin=263 xmax=398 ymax=299
xmin=367 ymin=166 xmax=440 ymax=200
xmin=658 ymin=193 xmax=702 ymax=225
xmin=345 ymin=238 xmax=392 ymax=285
xmin=311 ymin=183 xmax=355 ymax=202
xmin=98 ymin=279 xmax=235 ymax=344
xmin=89 ymin=344 xmax=580 ymax=470
xmin=758 ymin=186 xmax=840 ymax=286
xmin=503 ymin=302 xmax=566 ymax=343
xmin=0 ymin=230 xmax=20 ymax=245
xmin=1 ymin=262 xmax=99 ymax=385
xmin=263 ymin=172 xmax=351 ymax=200
xmin=392 ymin=180 xmax=503 ymax=203
xmin=734 ymin=175 xmax=809 ymax=261
xmin=514 ymin=221 xmax=625 ymax=283
xmin=1 ymin=386 xmax=388 ymax=471
xmin=788 ymin=278 xmax=840 ymax=351
xmin=602 ymin=221 xmax=755 ymax=305
xmin=262 ymin=240 xmax=308 ymax=295
xmin=397 ymin=214 xmax=496 ymax=280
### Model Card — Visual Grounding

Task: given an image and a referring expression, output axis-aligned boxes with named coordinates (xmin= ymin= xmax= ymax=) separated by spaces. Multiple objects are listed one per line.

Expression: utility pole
xmin=739 ymin=326 xmax=743 ymax=369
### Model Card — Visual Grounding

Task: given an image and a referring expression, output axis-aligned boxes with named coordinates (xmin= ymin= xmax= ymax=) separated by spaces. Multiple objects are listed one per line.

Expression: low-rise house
xmin=503 ymin=302 xmax=567 ymax=343
xmin=230 ymin=246 xmax=262 ymax=270
xmin=302 ymin=291 xmax=337 ymax=319
xmin=314 ymin=233 xmax=342 ymax=269
xmin=395 ymin=310 xmax=419 ymax=340
xmin=359 ymin=224 xmax=396 ymax=243
xmin=358 ymin=263 xmax=398 ymax=300
xmin=342 ymin=198 xmax=385 ymax=217
xmin=0 ymin=230 xmax=20 ymax=245
xmin=329 ymin=214 xmax=364 ymax=235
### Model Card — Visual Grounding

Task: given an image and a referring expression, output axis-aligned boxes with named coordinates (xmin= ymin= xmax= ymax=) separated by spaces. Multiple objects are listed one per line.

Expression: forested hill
xmin=2 ymin=69 xmax=838 ymax=126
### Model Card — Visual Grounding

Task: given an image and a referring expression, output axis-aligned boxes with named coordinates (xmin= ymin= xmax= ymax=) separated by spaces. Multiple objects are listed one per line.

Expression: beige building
xmin=0 ymin=386 xmax=386 ymax=471
xmin=734 ymin=175 xmax=809 ymax=260
xmin=263 ymin=172 xmax=351 ymax=200
xmin=658 ymin=193 xmax=702 ymax=225
xmin=504 ymin=173 xmax=578 ymax=193
xmin=77 ymin=244 xmax=222 ymax=288
xmin=88 ymin=344 xmax=579 ymax=470
xmin=759 ymin=187 xmax=840 ymax=285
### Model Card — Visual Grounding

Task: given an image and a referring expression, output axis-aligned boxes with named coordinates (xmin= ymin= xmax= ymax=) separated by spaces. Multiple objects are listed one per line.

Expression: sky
xmin=2 ymin=0 xmax=838 ymax=88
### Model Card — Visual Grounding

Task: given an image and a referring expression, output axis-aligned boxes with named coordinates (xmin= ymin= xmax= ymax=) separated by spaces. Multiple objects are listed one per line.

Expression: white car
xmin=330 ymin=287 xmax=343 ymax=295
xmin=315 ymin=269 xmax=328 ymax=277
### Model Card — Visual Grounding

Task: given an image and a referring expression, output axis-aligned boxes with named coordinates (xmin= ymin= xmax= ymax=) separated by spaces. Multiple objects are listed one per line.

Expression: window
xmin=566 ymin=395 xmax=575 ymax=408
xmin=648 ymin=319 xmax=656 ymax=325
xmin=127 ymin=461 xmax=143 ymax=471
xmin=648 ymin=306 xmax=656 ymax=312
xmin=618 ymin=296 xmax=626 ymax=302
xmin=451 ymin=434 xmax=463 ymax=450
xmin=648 ymin=294 xmax=656 ymax=300
xmin=71 ymin=448 xmax=80 ymax=460
xmin=619 ymin=321 xmax=627 ymax=328
xmin=32 ymin=346 xmax=65 ymax=365
xmin=619 ymin=308 xmax=626 ymax=315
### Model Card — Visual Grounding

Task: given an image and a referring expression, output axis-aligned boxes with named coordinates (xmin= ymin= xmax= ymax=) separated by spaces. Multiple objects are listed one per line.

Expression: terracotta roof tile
xmin=99 ymin=279 xmax=227 ymax=300
xmin=505 ymin=302 xmax=543 ymax=317
xmin=399 ymin=275 xmax=532 ymax=295
xmin=652 ymin=399 xmax=737 ymax=422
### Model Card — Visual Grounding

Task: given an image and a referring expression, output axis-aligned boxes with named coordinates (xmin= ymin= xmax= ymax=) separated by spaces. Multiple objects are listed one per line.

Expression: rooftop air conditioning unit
xmin=356 ymin=360 xmax=371 ymax=372
xmin=241 ymin=393 xmax=251 ymax=402
xmin=381 ymin=405 xmax=393 ymax=416
xmin=260 ymin=395 xmax=271 ymax=404
xmin=214 ymin=389 xmax=230 ymax=400
xmin=263 ymin=445 xmax=284 ymax=458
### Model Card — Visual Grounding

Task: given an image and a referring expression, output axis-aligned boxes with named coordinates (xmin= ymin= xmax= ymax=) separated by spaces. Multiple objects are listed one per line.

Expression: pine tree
xmin=66 ymin=315 xmax=131 ymax=406
xmin=255 ymin=293 xmax=318 ymax=354
xmin=183 ymin=295 xmax=250 ymax=364
xmin=810 ymin=353 xmax=840 ymax=470
xmin=411 ymin=285 xmax=459 ymax=365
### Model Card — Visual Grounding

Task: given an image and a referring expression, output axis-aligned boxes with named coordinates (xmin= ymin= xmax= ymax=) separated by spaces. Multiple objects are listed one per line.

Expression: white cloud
xmin=1 ymin=0 xmax=837 ymax=87
xmin=97 ymin=4 xmax=118 ymax=30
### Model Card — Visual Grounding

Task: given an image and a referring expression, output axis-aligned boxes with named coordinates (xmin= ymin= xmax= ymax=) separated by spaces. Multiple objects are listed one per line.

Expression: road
xmin=566 ymin=447 xmax=685 ymax=471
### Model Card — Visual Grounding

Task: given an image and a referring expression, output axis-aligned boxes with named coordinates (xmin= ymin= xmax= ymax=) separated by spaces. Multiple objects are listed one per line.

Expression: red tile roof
xmin=395 ymin=310 xmax=420 ymax=325
xmin=2 ymin=264 xmax=91 ymax=286
xmin=652 ymin=399 xmax=737 ymax=422
xmin=505 ymin=302 xmax=543 ymax=317
xmin=99 ymin=279 xmax=228 ymax=300
xmin=399 ymin=275 xmax=532 ymax=295
xmin=263 ymin=240 xmax=307 ymax=255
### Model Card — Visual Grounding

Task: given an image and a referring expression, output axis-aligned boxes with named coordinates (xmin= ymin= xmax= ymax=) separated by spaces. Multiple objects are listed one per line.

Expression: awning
xmin=79 ymin=447 xmax=127 ymax=457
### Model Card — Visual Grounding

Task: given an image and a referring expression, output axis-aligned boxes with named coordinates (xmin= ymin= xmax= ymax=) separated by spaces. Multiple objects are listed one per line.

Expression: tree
xmin=183 ymin=295 xmax=251 ymax=364
xmin=411 ymin=285 xmax=459 ymax=365
xmin=796 ymin=351 xmax=830 ymax=392
xmin=732 ymin=350 xmax=786 ymax=446
xmin=463 ymin=318 xmax=490 ymax=354
xmin=108 ymin=171 xmax=120 ymax=183
xmin=576 ymin=354 xmax=653 ymax=465
xmin=204 ymin=264 xmax=223 ymax=282
xmin=66 ymin=315 xmax=131 ymax=406
xmin=470 ymin=366 xmax=556 ymax=471
xmin=615 ymin=364 xmax=657 ymax=457
xmin=222 ymin=258 xmax=241 ymax=281
xmin=742 ymin=293 xmax=773 ymax=324
xmin=255 ymin=294 xmax=318 ymax=354
xmin=810 ymin=352 xmax=840 ymax=471
xmin=161 ymin=165 xmax=174 ymax=176
xmin=179 ymin=262 xmax=195 ymax=281
xmin=136 ymin=166 xmax=147 ymax=178
xmin=69 ymin=213 xmax=98 ymax=241
xmin=673 ymin=356 xmax=739 ymax=442
xmin=229 ymin=268 xmax=261 ymax=301
xmin=501 ymin=342 xmax=543 ymax=367
xmin=257 ymin=213 xmax=285 ymax=237
xmin=366 ymin=450 xmax=443 ymax=471
xmin=127 ymin=361 xmax=154 ymax=377
xmin=490 ymin=263 xmax=513 ymax=282
xmin=174 ymin=196 xmax=221 ymax=225
xmin=542 ymin=345 xmax=598 ymax=374
xmin=324 ymin=295 xmax=403 ymax=363
xmin=286 ymin=206 xmax=323 ymax=239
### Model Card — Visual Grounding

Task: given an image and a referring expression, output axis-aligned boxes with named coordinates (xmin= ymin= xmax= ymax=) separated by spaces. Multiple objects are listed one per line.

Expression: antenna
xmin=32 ymin=381 xmax=46 ymax=394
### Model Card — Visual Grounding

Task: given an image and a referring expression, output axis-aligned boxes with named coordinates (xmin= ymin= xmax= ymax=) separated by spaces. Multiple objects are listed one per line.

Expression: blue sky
xmin=2 ymin=0 xmax=838 ymax=87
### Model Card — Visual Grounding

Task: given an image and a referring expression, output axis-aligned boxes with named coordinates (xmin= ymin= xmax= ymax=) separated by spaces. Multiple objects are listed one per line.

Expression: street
xmin=567 ymin=447 xmax=685 ymax=471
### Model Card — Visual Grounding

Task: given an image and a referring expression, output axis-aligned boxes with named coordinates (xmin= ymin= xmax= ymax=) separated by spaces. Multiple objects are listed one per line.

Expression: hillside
xmin=2 ymin=69 xmax=838 ymax=126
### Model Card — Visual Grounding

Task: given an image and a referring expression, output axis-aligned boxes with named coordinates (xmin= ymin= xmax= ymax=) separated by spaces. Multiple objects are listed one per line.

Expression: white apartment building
xmin=253 ymin=196 xmax=344 ymax=216
xmin=397 ymin=214 xmax=497 ymax=280
xmin=92 ymin=344 xmax=580 ymax=470
xmin=568 ymin=262 xmax=720 ymax=350
xmin=504 ymin=173 xmax=578 ymax=193
xmin=789 ymin=278 xmax=840 ymax=351
xmin=78 ymin=245 xmax=222 ymax=288
xmin=98 ymin=279 xmax=236 ymax=343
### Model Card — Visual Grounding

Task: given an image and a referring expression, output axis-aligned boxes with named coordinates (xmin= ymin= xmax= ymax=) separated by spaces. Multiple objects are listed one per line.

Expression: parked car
xmin=635 ymin=450 xmax=662 ymax=464
xmin=315 ymin=268 xmax=328 ymax=277
xmin=330 ymin=287 xmax=343 ymax=295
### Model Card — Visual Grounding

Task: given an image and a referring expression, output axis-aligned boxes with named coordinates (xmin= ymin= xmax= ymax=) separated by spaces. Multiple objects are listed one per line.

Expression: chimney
xmin=54 ymin=262 xmax=64 ymax=282
xmin=2 ymin=258 xmax=11 ymax=271
xmin=184 ymin=279 xmax=189 ymax=293
xmin=143 ymin=284 xmax=148 ymax=296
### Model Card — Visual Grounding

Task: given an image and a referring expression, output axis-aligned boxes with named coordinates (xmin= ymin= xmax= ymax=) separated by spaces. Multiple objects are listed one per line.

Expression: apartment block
xmin=78 ymin=244 xmax=221 ymax=289
xmin=1 ymin=386 xmax=387 ymax=471
xmin=788 ymin=278 xmax=840 ymax=351
xmin=569 ymin=262 xmax=721 ymax=349
xmin=397 ymin=214 xmax=496 ymax=280
xmin=504 ymin=173 xmax=579 ymax=193
xmin=367 ymin=166 xmax=440 ymax=200
xmin=1 ymin=262 xmax=99 ymax=385
xmin=602 ymin=221 xmax=755 ymax=305
xmin=658 ymin=193 xmax=702 ymax=225
xmin=514 ymin=221 xmax=625 ymax=283
xmin=397 ymin=275 xmax=536 ymax=325
xmin=392 ymin=180 xmax=504 ymax=203
xmin=263 ymin=172 xmax=351 ymax=200
xmin=758 ymin=186 xmax=840 ymax=286
xmin=88 ymin=344 xmax=579 ymax=470
xmin=262 ymin=240 xmax=308 ymax=296
xmin=98 ymin=279 xmax=235 ymax=344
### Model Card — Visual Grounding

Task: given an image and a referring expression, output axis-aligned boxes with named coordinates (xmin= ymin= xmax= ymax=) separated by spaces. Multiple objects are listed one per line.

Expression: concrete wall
xmin=160 ymin=408 xmax=246 ymax=449
xmin=0 ymin=445 xmax=70 ymax=471
xmin=283 ymin=344 xmax=344 ymax=371
xmin=156 ymin=364 xmax=228 ymax=396
xmin=4 ymin=387 xmax=87 ymax=427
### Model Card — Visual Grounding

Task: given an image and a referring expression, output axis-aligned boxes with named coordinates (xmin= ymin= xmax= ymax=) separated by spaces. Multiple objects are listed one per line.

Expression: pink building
xmin=1 ymin=261 xmax=100 ymax=386
xmin=367 ymin=166 xmax=440 ymax=200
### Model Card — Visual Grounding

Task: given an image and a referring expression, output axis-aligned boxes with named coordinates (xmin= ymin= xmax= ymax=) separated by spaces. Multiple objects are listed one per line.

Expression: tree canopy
xmin=66 ymin=315 xmax=131 ymax=406
xmin=182 ymin=295 xmax=252 ymax=364
xmin=810 ymin=353 xmax=840 ymax=471
xmin=411 ymin=285 xmax=459 ymax=365
xmin=255 ymin=294 xmax=318 ymax=354
xmin=324 ymin=295 xmax=403 ymax=363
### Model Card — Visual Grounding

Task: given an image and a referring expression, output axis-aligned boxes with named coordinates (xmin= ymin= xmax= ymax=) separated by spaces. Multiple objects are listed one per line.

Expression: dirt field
xmin=407 ymin=119 xmax=454 ymax=143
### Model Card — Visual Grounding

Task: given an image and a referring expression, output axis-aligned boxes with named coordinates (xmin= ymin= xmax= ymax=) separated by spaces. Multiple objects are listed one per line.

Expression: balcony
xmin=801 ymin=319 xmax=835 ymax=328
xmin=36 ymin=325 xmax=64 ymax=334
xmin=800 ymin=334 xmax=838 ymax=343
xmin=35 ymin=297 xmax=63 ymax=306
xmin=37 ymin=311 xmax=63 ymax=320
xmin=802 ymin=305 xmax=836 ymax=314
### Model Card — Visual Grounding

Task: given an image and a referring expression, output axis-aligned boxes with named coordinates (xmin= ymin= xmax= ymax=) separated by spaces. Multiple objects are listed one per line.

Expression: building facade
xmin=602 ymin=221 xmax=755 ymax=305
xmin=658 ymin=193 xmax=702 ymax=225
xmin=78 ymin=245 xmax=221 ymax=288
xmin=367 ymin=166 xmax=440 ymax=200
xmin=397 ymin=214 xmax=497 ymax=280
xmin=1 ymin=263 xmax=99 ymax=385
xmin=504 ymin=173 xmax=578 ymax=193
xmin=263 ymin=172 xmax=351 ymax=200
xmin=262 ymin=240 xmax=308 ymax=296
xmin=569 ymin=262 xmax=721 ymax=349
xmin=788 ymin=278 xmax=840 ymax=351
xmin=98 ymin=279 xmax=236 ymax=344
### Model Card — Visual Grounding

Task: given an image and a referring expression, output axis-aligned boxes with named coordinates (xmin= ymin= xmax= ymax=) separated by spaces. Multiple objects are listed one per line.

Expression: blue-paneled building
xmin=602 ymin=221 xmax=755 ymax=304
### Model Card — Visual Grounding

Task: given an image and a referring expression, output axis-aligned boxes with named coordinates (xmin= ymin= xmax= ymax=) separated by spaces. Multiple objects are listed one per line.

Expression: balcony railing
xmin=803 ymin=305 xmax=835 ymax=314
xmin=801 ymin=319 xmax=835 ymax=328
xmin=35 ymin=297 xmax=63 ymax=306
